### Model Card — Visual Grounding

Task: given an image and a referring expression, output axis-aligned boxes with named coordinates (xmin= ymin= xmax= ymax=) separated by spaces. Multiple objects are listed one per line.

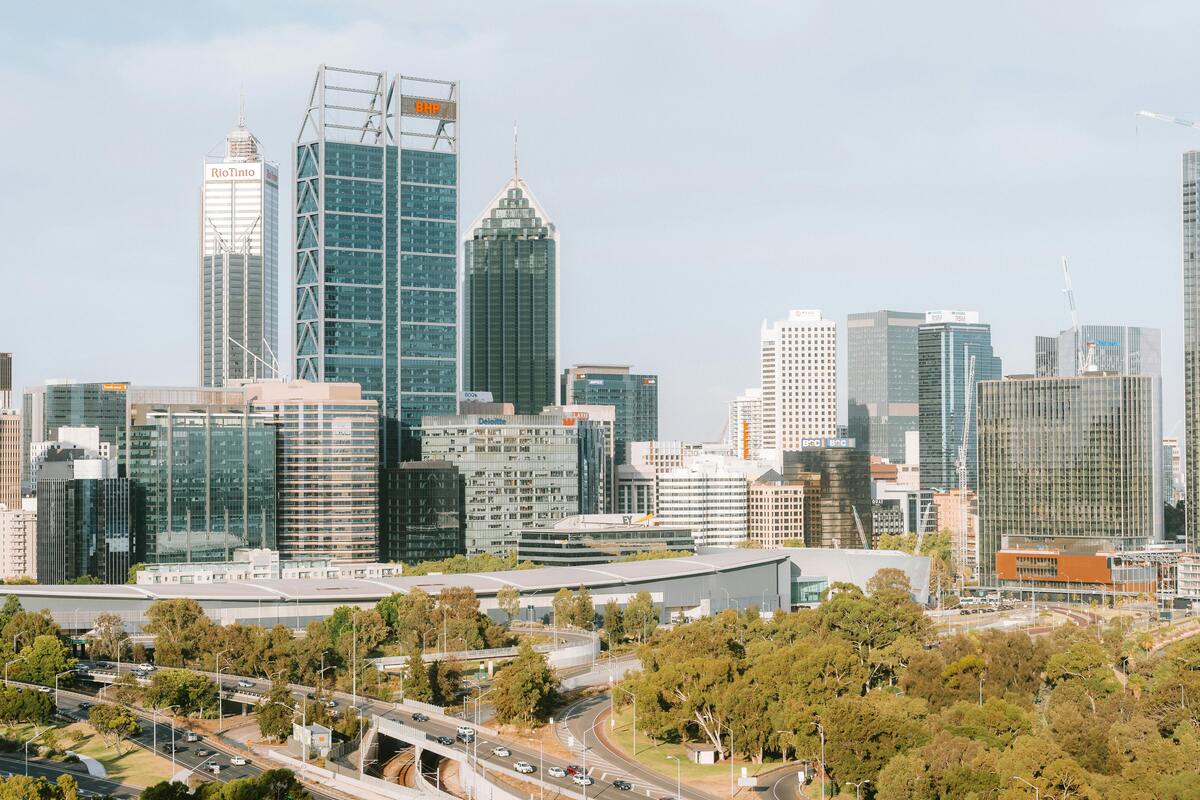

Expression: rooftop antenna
xmin=513 ymin=120 xmax=520 ymax=178
xmin=239 ymin=85 xmax=246 ymax=128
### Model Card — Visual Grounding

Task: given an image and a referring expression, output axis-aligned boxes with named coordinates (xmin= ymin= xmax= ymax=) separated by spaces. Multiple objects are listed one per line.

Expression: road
xmin=0 ymin=750 xmax=141 ymax=798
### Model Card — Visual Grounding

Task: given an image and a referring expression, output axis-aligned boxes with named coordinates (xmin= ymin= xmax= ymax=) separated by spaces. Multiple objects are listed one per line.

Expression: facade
xmin=35 ymin=451 xmax=130 ymax=584
xmin=1034 ymin=335 xmax=1059 ymax=377
xmin=1164 ymin=436 xmax=1183 ymax=506
xmin=135 ymin=548 xmax=405 ymax=585
xmin=760 ymin=310 xmax=837 ymax=453
xmin=463 ymin=169 xmax=558 ymax=415
xmin=200 ymin=110 xmax=280 ymax=387
xmin=846 ymin=310 xmax=923 ymax=463
xmin=782 ymin=441 xmax=873 ymax=549
xmin=418 ymin=414 xmax=581 ymax=554
xmin=1051 ymin=324 xmax=1161 ymax=378
xmin=0 ymin=352 xmax=10 ymax=408
xmin=1187 ymin=151 xmax=1200 ymax=550
xmin=245 ymin=381 xmax=379 ymax=562
xmin=917 ymin=311 xmax=1002 ymax=491
xmin=656 ymin=460 xmax=750 ymax=548
xmin=872 ymin=500 xmax=904 ymax=536
xmin=0 ymin=499 xmax=36 ymax=581
xmin=977 ymin=374 xmax=1161 ymax=586
xmin=932 ymin=489 xmax=978 ymax=580
xmin=617 ymin=464 xmax=656 ymax=516
xmin=516 ymin=514 xmax=694 ymax=566
xmin=747 ymin=473 xmax=808 ymax=548
xmin=628 ymin=440 xmax=709 ymax=473
xmin=294 ymin=67 xmax=459 ymax=464
xmin=380 ymin=461 xmax=465 ymax=564
xmin=22 ymin=381 xmax=128 ymax=490
xmin=727 ymin=388 xmax=763 ymax=461
xmin=0 ymin=410 xmax=19 ymax=510
xmin=561 ymin=366 xmax=658 ymax=464
xmin=127 ymin=405 xmax=276 ymax=565
xmin=543 ymin=405 xmax=616 ymax=512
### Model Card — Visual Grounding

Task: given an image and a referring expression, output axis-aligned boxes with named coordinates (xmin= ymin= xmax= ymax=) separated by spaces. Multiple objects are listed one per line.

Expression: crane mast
xmin=955 ymin=352 xmax=976 ymax=586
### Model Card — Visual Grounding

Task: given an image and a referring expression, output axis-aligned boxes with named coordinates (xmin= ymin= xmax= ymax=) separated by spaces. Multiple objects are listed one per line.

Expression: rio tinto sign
xmin=205 ymin=163 xmax=261 ymax=181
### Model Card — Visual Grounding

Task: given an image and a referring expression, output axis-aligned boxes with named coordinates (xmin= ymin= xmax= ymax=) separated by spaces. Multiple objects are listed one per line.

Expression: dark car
xmin=613 ymin=780 xmax=632 ymax=791
xmin=412 ymin=712 xmax=430 ymax=722
xmin=435 ymin=736 xmax=455 ymax=746
xmin=78 ymin=701 xmax=92 ymax=710
xmin=306 ymin=692 xmax=316 ymax=700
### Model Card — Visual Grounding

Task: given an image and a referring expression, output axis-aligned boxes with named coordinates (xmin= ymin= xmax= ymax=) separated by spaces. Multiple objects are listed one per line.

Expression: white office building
xmin=0 ymin=499 xmax=36 ymax=581
xmin=200 ymin=106 xmax=280 ymax=387
xmin=656 ymin=457 xmax=770 ymax=548
xmin=544 ymin=404 xmax=617 ymax=512
xmin=727 ymin=388 xmax=763 ymax=460
xmin=760 ymin=310 xmax=837 ymax=454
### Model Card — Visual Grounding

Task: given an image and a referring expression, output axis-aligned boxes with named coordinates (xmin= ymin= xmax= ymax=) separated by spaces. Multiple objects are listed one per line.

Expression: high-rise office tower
xmin=0 ymin=410 xmax=19 ymax=510
xmin=847 ymin=310 xmax=923 ymax=463
xmin=380 ymin=462 xmax=465 ymax=564
xmin=0 ymin=353 xmax=11 ymax=408
xmin=245 ymin=381 xmax=379 ymax=562
xmin=464 ymin=153 xmax=559 ymax=416
xmin=0 ymin=500 xmax=36 ymax=582
xmin=21 ymin=381 xmax=127 ymax=491
xmin=917 ymin=311 xmax=1002 ymax=492
xmin=35 ymin=448 xmax=129 ymax=584
xmin=1034 ymin=336 xmax=1058 ymax=377
xmin=128 ymin=404 xmax=276 ymax=564
xmin=727 ymin=388 xmax=763 ymax=461
xmin=760 ymin=310 xmax=837 ymax=453
xmin=561 ymin=366 xmax=658 ymax=464
xmin=1188 ymin=152 xmax=1200 ymax=549
xmin=782 ymin=443 xmax=873 ymax=549
xmin=656 ymin=461 xmax=750 ymax=548
xmin=977 ymin=373 xmax=1160 ymax=586
xmin=543 ymin=404 xmax=616 ymax=513
xmin=295 ymin=67 xmax=459 ymax=463
xmin=200 ymin=107 xmax=279 ymax=387
xmin=1164 ymin=436 xmax=1184 ymax=506
xmin=1044 ymin=324 xmax=1162 ymax=378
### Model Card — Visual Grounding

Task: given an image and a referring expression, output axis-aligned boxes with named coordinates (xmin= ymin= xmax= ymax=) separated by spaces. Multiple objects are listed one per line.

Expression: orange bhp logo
xmin=414 ymin=100 xmax=442 ymax=115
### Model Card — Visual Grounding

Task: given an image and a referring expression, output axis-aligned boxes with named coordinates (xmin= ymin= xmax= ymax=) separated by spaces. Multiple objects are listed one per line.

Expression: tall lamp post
xmin=1012 ymin=775 xmax=1040 ymax=800
xmin=213 ymin=648 xmax=231 ymax=733
xmin=4 ymin=653 xmax=28 ymax=688
xmin=666 ymin=754 xmax=681 ymax=800
xmin=848 ymin=779 xmax=871 ymax=800
xmin=52 ymin=668 xmax=74 ymax=708
xmin=812 ymin=722 xmax=826 ymax=800
xmin=610 ymin=682 xmax=637 ymax=755
xmin=24 ymin=727 xmax=47 ymax=776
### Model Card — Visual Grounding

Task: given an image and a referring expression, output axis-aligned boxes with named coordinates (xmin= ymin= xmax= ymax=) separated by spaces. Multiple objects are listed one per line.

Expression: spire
xmin=513 ymin=120 xmax=520 ymax=179
xmin=238 ymin=88 xmax=246 ymax=129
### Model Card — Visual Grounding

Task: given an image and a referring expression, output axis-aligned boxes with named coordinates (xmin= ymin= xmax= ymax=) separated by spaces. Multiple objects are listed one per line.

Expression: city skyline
xmin=3 ymin=3 xmax=1199 ymax=444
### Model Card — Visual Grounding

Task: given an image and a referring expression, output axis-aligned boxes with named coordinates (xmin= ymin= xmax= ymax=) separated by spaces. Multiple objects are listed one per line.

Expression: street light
xmin=153 ymin=703 xmax=183 ymax=774
xmin=610 ymin=681 xmax=637 ymax=755
xmin=264 ymin=698 xmax=309 ymax=768
xmin=53 ymin=669 xmax=74 ymax=707
xmin=1012 ymin=775 xmax=1040 ymax=800
xmin=666 ymin=754 xmax=681 ymax=800
xmin=4 ymin=653 xmax=28 ymax=687
xmin=24 ymin=727 xmax=47 ymax=776
xmin=812 ymin=722 xmax=826 ymax=800
xmin=848 ymin=779 xmax=871 ymax=800
xmin=213 ymin=648 xmax=231 ymax=733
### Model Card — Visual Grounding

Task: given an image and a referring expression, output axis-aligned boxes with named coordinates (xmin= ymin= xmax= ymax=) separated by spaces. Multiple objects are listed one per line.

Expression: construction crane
xmin=954 ymin=352 xmax=976 ymax=587
xmin=851 ymin=504 xmax=869 ymax=550
xmin=1136 ymin=110 xmax=1200 ymax=131
xmin=914 ymin=494 xmax=937 ymax=554
xmin=1061 ymin=257 xmax=1084 ymax=374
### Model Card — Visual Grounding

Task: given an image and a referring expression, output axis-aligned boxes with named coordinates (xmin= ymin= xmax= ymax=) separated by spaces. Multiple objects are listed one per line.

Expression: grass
xmin=603 ymin=707 xmax=780 ymax=785
xmin=3 ymin=721 xmax=174 ymax=788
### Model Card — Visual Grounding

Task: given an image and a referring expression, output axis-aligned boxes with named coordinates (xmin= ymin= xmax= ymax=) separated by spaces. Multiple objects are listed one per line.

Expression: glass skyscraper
xmin=128 ymin=405 xmax=276 ymax=564
xmin=917 ymin=312 xmax=1003 ymax=492
xmin=35 ymin=450 xmax=130 ymax=584
xmin=560 ymin=365 xmax=658 ymax=464
xmin=1187 ymin=152 xmax=1200 ymax=549
xmin=294 ymin=67 xmax=459 ymax=463
xmin=846 ymin=310 xmax=923 ymax=463
xmin=22 ymin=381 xmax=128 ymax=491
xmin=463 ymin=171 xmax=558 ymax=415
xmin=200 ymin=108 xmax=280 ymax=387
xmin=1047 ymin=324 xmax=1161 ymax=378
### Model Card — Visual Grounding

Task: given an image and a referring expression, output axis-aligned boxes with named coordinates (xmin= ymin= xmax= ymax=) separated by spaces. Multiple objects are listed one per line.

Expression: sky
xmin=0 ymin=1 xmax=1196 ymax=441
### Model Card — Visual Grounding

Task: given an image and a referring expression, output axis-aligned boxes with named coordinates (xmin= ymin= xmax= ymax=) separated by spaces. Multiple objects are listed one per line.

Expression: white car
xmin=514 ymin=761 xmax=535 ymax=774
xmin=37 ymin=686 xmax=51 ymax=694
xmin=572 ymin=774 xmax=594 ymax=786
xmin=184 ymin=733 xmax=200 ymax=743
xmin=208 ymin=764 xmax=221 ymax=774
xmin=457 ymin=725 xmax=475 ymax=737
xmin=236 ymin=680 xmax=255 ymax=689
xmin=137 ymin=663 xmax=156 ymax=672
xmin=491 ymin=746 xmax=511 ymax=757
xmin=230 ymin=756 xmax=247 ymax=766
xmin=548 ymin=766 xmax=567 ymax=778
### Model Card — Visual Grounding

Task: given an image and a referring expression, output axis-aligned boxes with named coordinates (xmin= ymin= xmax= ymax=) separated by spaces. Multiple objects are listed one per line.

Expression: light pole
xmin=610 ymin=682 xmax=637 ymax=755
xmin=812 ymin=722 xmax=826 ymax=800
xmin=53 ymin=669 xmax=73 ymax=708
xmin=265 ymin=699 xmax=308 ymax=768
xmin=153 ymin=703 xmax=182 ymax=773
xmin=848 ymin=779 xmax=871 ymax=800
xmin=214 ymin=648 xmax=231 ymax=733
xmin=24 ymin=727 xmax=46 ymax=775
xmin=4 ymin=653 xmax=27 ymax=687
xmin=1012 ymin=775 xmax=1040 ymax=800
xmin=666 ymin=754 xmax=681 ymax=800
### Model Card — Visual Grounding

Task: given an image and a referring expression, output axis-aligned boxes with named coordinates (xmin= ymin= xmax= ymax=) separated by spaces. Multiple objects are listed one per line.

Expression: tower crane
xmin=914 ymin=493 xmax=937 ymax=554
xmin=954 ymin=352 xmax=976 ymax=587
xmin=1061 ymin=257 xmax=1084 ymax=374
xmin=1136 ymin=110 xmax=1200 ymax=131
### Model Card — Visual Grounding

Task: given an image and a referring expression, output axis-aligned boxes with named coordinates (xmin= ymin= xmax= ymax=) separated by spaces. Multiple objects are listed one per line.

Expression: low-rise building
xmin=135 ymin=547 xmax=405 ymax=585
xmin=380 ymin=462 xmax=465 ymax=564
xmin=517 ymin=514 xmax=694 ymax=566
xmin=747 ymin=473 xmax=808 ymax=548
xmin=0 ymin=499 xmax=36 ymax=581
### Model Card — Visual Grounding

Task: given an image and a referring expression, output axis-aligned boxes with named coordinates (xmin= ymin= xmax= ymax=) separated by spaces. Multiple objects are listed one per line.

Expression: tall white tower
xmin=199 ymin=104 xmax=279 ymax=387
xmin=760 ymin=310 xmax=838 ymax=454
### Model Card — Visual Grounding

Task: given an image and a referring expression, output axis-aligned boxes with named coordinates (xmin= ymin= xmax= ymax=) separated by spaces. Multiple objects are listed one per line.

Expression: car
xmin=306 ymin=692 xmax=316 ymax=700
xmin=161 ymin=744 xmax=176 ymax=754
xmin=78 ymin=701 xmax=91 ymax=710
xmin=195 ymin=749 xmax=210 ymax=757
xmin=412 ymin=712 xmax=429 ymax=722
xmin=96 ymin=662 xmax=113 ymax=670
xmin=325 ymin=700 xmax=337 ymax=709
xmin=236 ymin=680 xmax=254 ymax=689
xmin=184 ymin=733 xmax=200 ymax=743
xmin=514 ymin=761 xmax=535 ymax=774
xmin=547 ymin=766 xmax=567 ymax=778
xmin=230 ymin=756 xmax=247 ymax=766
xmin=137 ymin=663 xmax=156 ymax=672
xmin=37 ymin=686 xmax=50 ymax=694
xmin=572 ymin=774 xmax=594 ymax=786
xmin=208 ymin=764 xmax=221 ymax=774
xmin=566 ymin=765 xmax=584 ymax=776
xmin=456 ymin=726 xmax=475 ymax=740
xmin=491 ymin=746 xmax=511 ymax=757
xmin=613 ymin=780 xmax=632 ymax=791
xmin=435 ymin=736 xmax=455 ymax=746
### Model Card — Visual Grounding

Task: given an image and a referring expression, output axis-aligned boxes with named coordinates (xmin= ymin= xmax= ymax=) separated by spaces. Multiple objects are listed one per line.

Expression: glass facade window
xmin=846 ymin=311 xmax=923 ymax=463
xmin=561 ymin=367 xmax=658 ymax=465
xmin=380 ymin=462 xmax=465 ymax=563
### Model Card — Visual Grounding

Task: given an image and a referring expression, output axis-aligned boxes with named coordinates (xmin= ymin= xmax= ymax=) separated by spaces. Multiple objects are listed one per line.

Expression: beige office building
xmin=0 ymin=500 xmax=36 ymax=581
xmin=0 ymin=410 xmax=19 ymax=510
xmin=748 ymin=474 xmax=808 ymax=548
xmin=245 ymin=381 xmax=379 ymax=562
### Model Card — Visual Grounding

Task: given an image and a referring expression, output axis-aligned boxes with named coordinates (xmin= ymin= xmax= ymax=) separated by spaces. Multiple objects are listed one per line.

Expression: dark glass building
xmin=127 ymin=405 xmax=276 ymax=565
xmin=35 ymin=450 xmax=130 ymax=584
xmin=846 ymin=311 xmax=922 ymax=463
xmin=463 ymin=173 xmax=558 ymax=415
xmin=22 ymin=381 xmax=128 ymax=491
xmin=380 ymin=461 xmax=465 ymax=563
xmin=294 ymin=67 xmax=459 ymax=464
xmin=782 ymin=441 xmax=873 ymax=549
xmin=560 ymin=365 xmax=658 ymax=464
xmin=917 ymin=312 xmax=1003 ymax=492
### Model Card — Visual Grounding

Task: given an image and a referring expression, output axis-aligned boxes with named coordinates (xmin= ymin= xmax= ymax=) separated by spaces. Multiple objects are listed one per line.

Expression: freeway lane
xmin=0 ymin=751 xmax=140 ymax=798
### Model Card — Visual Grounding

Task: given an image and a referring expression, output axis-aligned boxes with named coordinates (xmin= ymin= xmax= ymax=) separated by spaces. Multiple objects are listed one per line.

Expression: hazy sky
xmin=1 ymin=2 xmax=1196 ymax=441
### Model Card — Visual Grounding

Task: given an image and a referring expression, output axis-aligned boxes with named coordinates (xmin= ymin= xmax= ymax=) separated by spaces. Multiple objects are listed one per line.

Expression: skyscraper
xmin=782 ymin=442 xmax=873 ymax=549
xmin=200 ymin=107 xmax=280 ymax=387
xmin=380 ymin=462 xmax=465 ymax=564
xmin=295 ymin=67 xmax=459 ymax=463
xmin=22 ymin=381 xmax=127 ymax=491
xmin=1049 ymin=324 xmax=1161 ymax=378
xmin=464 ymin=155 xmax=559 ymax=415
xmin=0 ymin=353 xmax=11 ymax=408
xmin=0 ymin=410 xmax=18 ymax=510
xmin=760 ymin=310 xmax=837 ymax=454
xmin=1034 ymin=336 xmax=1058 ymax=377
xmin=726 ymin=388 xmax=763 ymax=461
xmin=35 ymin=449 xmax=130 ymax=584
xmin=846 ymin=310 xmax=923 ymax=463
xmin=917 ymin=311 xmax=1002 ymax=491
xmin=1188 ymin=151 xmax=1200 ymax=549
xmin=561 ymin=365 xmax=658 ymax=464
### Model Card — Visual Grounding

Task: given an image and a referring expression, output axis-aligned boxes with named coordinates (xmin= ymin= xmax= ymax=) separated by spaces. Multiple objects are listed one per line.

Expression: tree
xmin=822 ymin=692 xmax=928 ymax=785
xmin=552 ymin=588 xmax=573 ymax=629
xmin=16 ymin=634 xmax=75 ymax=685
xmin=143 ymin=598 xmax=212 ymax=666
xmin=88 ymin=703 xmax=141 ymax=754
xmin=90 ymin=612 xmax=129 ymax=661
xmin=139 ymin=781 xmax=193 ymax=800
xmin=0 ymin=595 xmax=21 ymax=632
xmin=402 ymin=649 xmax=433 ymax=702
xmin=491 ymin=641 xmax=558 ymax=728
xmin=377 ymin=589 xmax=436 ymax=646
xmin=109 ymin=671 xmax=142 ymax=706
xmin=144 ymin=669 xmax=219 ymax=717
xmin=624 ymin=591 xmax=657 ymax=643
xmin=127 ymin=563 xmax=147 ymax=584
xmin=56 ymin=774 xmax=79 ymax=800
xmin=497 ymin=585 xmax=521 ymax=622
xmin=866 ymin=567 xmax=912 ymax=597
xmin=256 ymin=681 xmax=296 ymax=742
xmin=430 ymin=660 xmax=463 ymax=707
xmin=603 ymin=600 xmax=625 ymax=645
xmin=0 ymin=685 xmax=53 ymax=725
xmin=67 ymin=575 xmax=102 ymax=585
xmin=3 ymin=609 xmax=62 ymax=652
xmin=571 ymin=586 xmax=595 ymax=629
